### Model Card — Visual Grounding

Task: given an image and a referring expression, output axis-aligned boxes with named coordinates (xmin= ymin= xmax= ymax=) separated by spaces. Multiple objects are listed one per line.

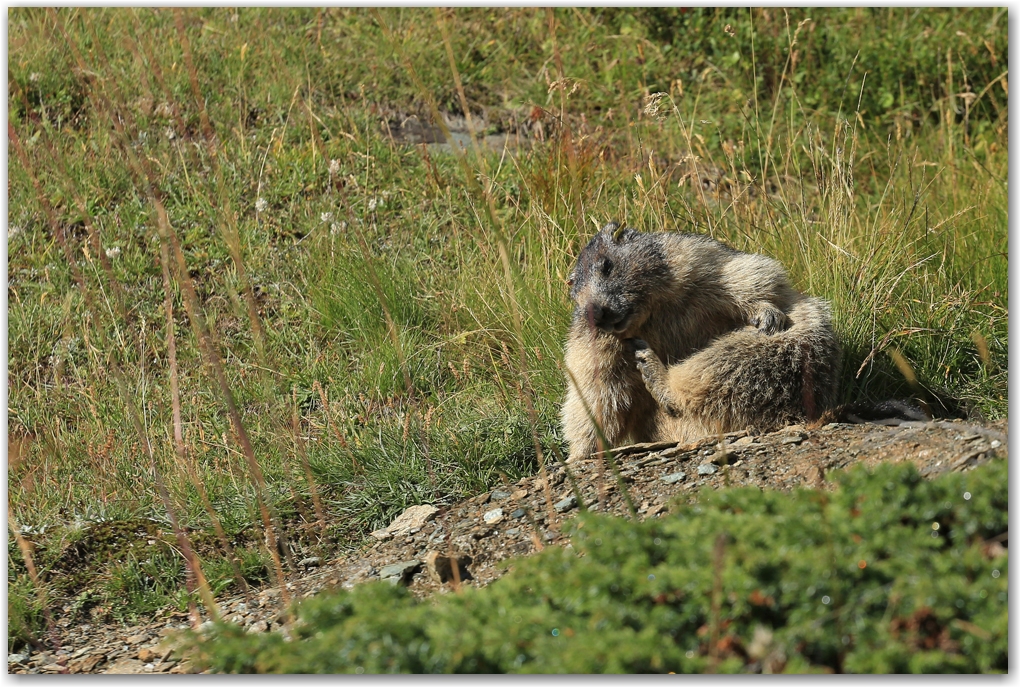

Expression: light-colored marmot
xmin=561 ymin=222 xmax=841 ymax=462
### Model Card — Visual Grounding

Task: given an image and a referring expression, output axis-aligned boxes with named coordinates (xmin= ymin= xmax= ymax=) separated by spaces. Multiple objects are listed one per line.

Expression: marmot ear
xmin=600 ymin=221 xmax=621 ymax=237
xmin=613 ymin=225 xmax=638 ymax=243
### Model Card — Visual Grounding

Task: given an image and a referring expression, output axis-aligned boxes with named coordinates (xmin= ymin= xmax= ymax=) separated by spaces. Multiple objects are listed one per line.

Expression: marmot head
xmin=567 ymin=222 xmax=671 ymax=337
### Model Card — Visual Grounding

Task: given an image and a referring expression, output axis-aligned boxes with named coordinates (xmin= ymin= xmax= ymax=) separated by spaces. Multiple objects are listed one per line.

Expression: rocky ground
xmin=8 ymin=417 xmax=1008 ymax=674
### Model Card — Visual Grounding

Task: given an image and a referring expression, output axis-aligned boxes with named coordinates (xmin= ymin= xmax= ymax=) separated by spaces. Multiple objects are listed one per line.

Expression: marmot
xmin=561 ymin=221 xmax=841 ymax=463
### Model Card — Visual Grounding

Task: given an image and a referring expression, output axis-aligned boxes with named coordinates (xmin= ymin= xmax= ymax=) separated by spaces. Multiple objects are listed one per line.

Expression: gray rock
xmin=505 ymin=528 xmax=520 ymax=536
xmin=660 ymin=472 xmax=686 ymax=484
xmin=8 ymin=653 xmax=28 ymax=665
xmin=781 ymin=434 xmax=806 ymax=445
xmin=298 ymin=557 xmax=321 ymax=568
xmin=510 ymin=508 xmax=526 ymax=520
xmin=697 ymin=463 xmax=718 ymax=476
xmin=554 ymin=494 xmax=578 ymax=513
xmin=483 ymin=508 xmax=504 ymax=525
xmin=248 ymin=620 xmax=269 ymax=634
xmin=379 ymin=559 xmax=422 ymax=586
xmin=491 ymin=490 xmax=511 ymax=501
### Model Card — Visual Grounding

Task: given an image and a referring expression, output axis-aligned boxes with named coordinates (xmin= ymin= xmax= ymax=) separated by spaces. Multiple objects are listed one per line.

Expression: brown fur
xmin=561 ymin=222 xmax=841 ymax=462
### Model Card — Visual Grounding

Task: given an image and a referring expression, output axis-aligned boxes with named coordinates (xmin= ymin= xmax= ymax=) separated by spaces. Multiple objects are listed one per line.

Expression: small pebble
xmin=554 ymin=494 xmax=578 ymax=513
xmin=990 ymin=439 xmax=1001 ymax=449
xmin=483 ymin=508 xmax=504 ymax=525
xmin=660 ymin=472 xmax=686 ymax=484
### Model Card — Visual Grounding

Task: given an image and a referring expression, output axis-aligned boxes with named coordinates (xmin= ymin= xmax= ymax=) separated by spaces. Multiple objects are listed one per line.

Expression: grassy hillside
xmin=7 ymin=8 xmax=1007 ymax=647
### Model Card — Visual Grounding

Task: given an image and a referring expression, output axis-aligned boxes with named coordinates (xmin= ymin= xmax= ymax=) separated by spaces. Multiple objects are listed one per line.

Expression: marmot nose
xmin=586 ymin=303 xmax=621 ymax=330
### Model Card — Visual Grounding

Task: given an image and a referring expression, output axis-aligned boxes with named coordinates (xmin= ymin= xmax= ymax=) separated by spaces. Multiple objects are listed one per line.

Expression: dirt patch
xmin=8 ymin=417 xmax=1006 ymax=674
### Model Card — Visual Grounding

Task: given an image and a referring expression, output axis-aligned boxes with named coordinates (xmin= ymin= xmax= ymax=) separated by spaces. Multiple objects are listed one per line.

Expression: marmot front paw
xmin=751 ymin=305 xmax=789 ymax=335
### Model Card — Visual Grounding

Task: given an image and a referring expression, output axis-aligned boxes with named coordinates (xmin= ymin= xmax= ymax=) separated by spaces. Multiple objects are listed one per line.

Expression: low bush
xmin=188 ymin=459 xmax=1007 ymax=673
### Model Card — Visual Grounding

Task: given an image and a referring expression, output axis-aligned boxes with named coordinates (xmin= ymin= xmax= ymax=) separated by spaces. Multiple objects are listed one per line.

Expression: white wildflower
xmin=105 ymin=246 xmax=121 ymax=259
xmin=28 ymin=72 xmax=40 ymax=83
xmin=321 ymin=211 xmax=334 ymax=223
xmin=8 ymin=224 xmax=23 ymax=240
xmin=368 ymin=198 xmax=383 ymax=212
xmin=164 ymin=126 xmax=176 ymax=141
xmin=255 ymin=197 xmax=268 ymax=213
xmin=329 ymin=159 xmax=341 ymax=176
xmin=330 ymin=221 xmax=347 ymax=236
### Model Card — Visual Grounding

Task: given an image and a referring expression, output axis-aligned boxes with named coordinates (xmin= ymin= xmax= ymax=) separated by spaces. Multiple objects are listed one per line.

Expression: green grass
xmin=7 ymin=8 xmax=1007 ymax=638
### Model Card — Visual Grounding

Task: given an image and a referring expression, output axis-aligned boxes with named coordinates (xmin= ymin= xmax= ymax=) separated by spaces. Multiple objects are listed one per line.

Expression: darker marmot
xmin=561 ymin=222 xmax=841 ymax=462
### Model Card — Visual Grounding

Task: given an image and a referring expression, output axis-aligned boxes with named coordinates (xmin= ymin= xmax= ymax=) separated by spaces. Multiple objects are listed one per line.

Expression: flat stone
xmin=382 ymin=505 xmax=439 ymax=537
xmin=510 ymin=508 xmax=526 ymax=520
xmin=137 ymin=648 xmax=158 ymax=663
xmin=68 ymin=655 xmax=105 ymax=674
xmin=697 ymin=463 xmax=718 ymax=476
xmin=660 ymin=472 xmax=686 ymax=484
xmin=248 ymin=620 xmax=269 ymax=634
xmin=8 ymin=653 xmax=28 ymax=665
xmin=505 ymin=528 xmax=520 ymax=536
xmin=611 ymin=441 xmax=680 ymax=455
xmin=104 ymin=658 xmax=146 ymax=674
xmin=554 ymin=494 xmax=578 ymax=513
xmin=483 ymin=507 xmax=504 ymax=525
xmin=491 ymin=490 xmax=511 ymax=501
xmin=378 ymin=559 xmax=422 ymax=585
xmin=369 ymin=528 xmax=393 ymax=541
xmin=781 ymin=435 xmax=805 ymax=445
xmin=511 ymin=489 xmax=528 ymax=500
xmin=298 ymin=556 xmax=321 ymax=568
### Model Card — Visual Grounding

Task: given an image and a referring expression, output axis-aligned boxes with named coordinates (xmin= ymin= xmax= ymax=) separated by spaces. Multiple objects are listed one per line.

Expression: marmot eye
xmin=601 ymin=258 xmax=613 ymax=275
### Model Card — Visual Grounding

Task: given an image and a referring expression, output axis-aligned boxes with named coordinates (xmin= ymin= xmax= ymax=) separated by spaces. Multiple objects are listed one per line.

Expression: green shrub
xmin=188 ymin=459 xmax=1007 ymax=673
